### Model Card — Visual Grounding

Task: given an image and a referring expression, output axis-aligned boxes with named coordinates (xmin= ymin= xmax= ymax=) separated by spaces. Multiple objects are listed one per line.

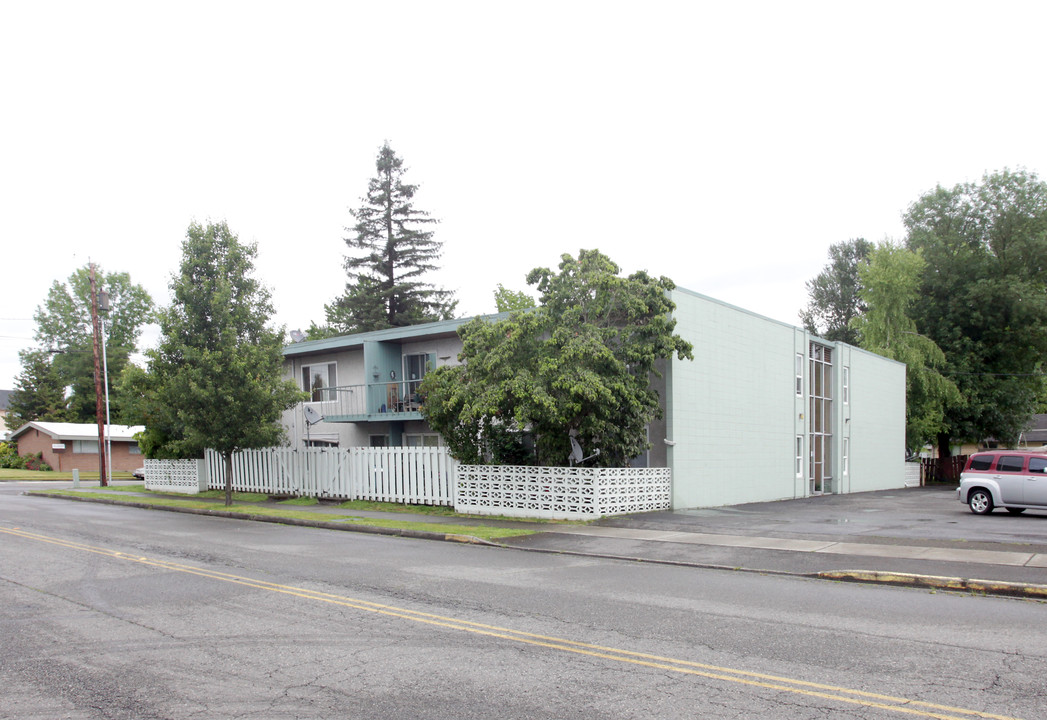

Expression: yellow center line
xmin=0 ymin=525 xmax=1023 ymax=720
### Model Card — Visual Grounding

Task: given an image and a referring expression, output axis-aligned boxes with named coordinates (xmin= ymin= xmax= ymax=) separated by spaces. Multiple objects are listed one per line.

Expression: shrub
xmin=0 ymin=442 xmax=25 ymax=469
xmin=21 ymin=452 xmax=52 ymax=472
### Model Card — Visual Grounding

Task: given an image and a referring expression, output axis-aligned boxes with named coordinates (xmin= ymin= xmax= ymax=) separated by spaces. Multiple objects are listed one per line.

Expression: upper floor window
xmin=302 ymin=362 xmax=336 ymax=402
xmin=843 ymin=366 xmax=850 ymax=405
xmin=795 ymin=353 xmax=804 ymax=396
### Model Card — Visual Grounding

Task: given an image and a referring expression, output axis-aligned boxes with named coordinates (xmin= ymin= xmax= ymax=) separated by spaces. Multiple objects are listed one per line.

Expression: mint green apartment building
xmin=282 ymin=287 xmax=907 ymax=509
xmin=654 ymin=288 xmax=906 ymax=508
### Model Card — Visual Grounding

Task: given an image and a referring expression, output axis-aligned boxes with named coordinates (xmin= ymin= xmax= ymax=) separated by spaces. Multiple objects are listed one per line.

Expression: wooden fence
xmin=920 ymin=455 xmax=968 ymax=484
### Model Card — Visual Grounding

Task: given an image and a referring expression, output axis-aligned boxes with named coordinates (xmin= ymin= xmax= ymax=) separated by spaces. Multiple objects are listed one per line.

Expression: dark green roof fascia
xmin=282 ymin=313 xmax=509 ymax=357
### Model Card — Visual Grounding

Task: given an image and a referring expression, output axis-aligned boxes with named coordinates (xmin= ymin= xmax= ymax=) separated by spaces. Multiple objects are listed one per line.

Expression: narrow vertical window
xmin=795 ymin=436 xmax=803 ymax=477
xmin=843 ymin=438 xmax=850 ymax=476
xmin=843 ymin=366 xmax=850 ymax=405
xmin=795 ymin=353 xmax=803 ymax=396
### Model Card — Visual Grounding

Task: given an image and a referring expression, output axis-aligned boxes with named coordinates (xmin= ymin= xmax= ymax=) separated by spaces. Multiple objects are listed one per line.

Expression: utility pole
xmin=89 ymin=264 xmax=109 ymax=487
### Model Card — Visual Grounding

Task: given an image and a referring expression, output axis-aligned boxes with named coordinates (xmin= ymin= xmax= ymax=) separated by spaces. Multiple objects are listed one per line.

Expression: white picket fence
xmin=145 ymin=447 xmax=458 ymax=506
xmin=144 ymin=447 xmax=672 ymax=519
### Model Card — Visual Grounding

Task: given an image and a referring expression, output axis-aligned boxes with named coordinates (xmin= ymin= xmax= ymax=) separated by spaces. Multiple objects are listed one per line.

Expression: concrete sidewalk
xmin=22 ymin=483 xmax=1047 ymax=599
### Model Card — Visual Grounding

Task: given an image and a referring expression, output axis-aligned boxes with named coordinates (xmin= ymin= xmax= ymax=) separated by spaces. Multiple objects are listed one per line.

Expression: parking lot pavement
xmin=501 ymin=486 xmax=1047 ymax=596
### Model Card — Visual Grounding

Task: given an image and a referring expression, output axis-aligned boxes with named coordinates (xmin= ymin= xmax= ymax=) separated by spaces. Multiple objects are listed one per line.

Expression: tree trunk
xmin=936 ymin=432 xmax=951 ymax=459
xmin=224 ymin=452 xmax=233 ymax=507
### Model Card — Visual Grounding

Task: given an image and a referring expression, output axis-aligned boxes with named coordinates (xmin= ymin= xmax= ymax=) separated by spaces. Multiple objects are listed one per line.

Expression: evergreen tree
xmin=6 ymin=349 xmax=67 ymax=431
xmin=325 ymin=143 xmax=456 ymax=333
xmin=131 ymin=221 xmax=304 ymax=505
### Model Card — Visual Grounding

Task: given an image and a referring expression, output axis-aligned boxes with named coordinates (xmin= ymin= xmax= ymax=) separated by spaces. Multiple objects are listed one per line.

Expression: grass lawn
xmin=32 ymin=489 xmax=536 ymax=542
xmin=0 ymin=468 xmax=135 ymax=481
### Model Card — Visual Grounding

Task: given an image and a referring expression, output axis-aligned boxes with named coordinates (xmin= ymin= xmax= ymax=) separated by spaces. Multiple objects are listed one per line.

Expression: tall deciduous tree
xmin=798 ymin=238 xmax=873 ymax=344
xmin=325 ymin=143 xmax=456 ymax=334
xmin=31 ymin=265 xmax=153 ymax=422
xmin=493 ymin=283 xmax=535 ymax=313
xmin=131 ymin=221 xmax=304 ymax=505
xmin=6 ymin=349 xmax=68 ymax=431
xmin=851 ymin=243 xmax=962 ymax=452
xmin=904 ymin=169 xmax=1047 ymax=453
xmin=422 ymin=250 xmax=693 ymax=466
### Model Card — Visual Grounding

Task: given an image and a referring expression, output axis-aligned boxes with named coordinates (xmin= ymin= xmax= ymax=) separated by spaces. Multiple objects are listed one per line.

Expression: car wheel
xmin=1006 ymin=507 xmax=1026 ymax=515
xmin=968 ymin=489 xmax=994 ymax=515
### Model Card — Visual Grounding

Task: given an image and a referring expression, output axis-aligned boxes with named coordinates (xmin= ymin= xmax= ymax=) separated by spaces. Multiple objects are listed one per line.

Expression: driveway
xmin=596 ymin=485 xmax=1047 ymax=550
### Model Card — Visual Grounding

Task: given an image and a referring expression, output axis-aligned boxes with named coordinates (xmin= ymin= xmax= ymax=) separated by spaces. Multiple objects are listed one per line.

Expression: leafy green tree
xmin=130 ymin=221 xmax=304 ymax=505
xmin=798 ymin=238 xmax=873 ymax=344
xmin=31 ymin=265 xmax=153 ymax=422
xmin=851 ymin=243 xmax=962 ymax=452
xmin=493 ymin=283 xmax=535 ymax=313
xmin=422 ymin=250 xmax=693 ymax=466
xmin=325 ymin=143 xmax=456 ymax=333
xmin=904 ymin=169 xmax=1047 ymax=453
xmin=5 ymin=349 xmax=68 ymax=431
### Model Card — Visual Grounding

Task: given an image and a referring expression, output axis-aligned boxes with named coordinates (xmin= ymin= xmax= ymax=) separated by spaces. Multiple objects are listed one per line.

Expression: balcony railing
xmin=305 ymin=382 xmax=425 ymax=420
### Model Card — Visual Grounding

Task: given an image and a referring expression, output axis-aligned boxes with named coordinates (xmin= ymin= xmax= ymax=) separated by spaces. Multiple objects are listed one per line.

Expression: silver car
xmin=957 ymin=451 xmax=1047 ymax=515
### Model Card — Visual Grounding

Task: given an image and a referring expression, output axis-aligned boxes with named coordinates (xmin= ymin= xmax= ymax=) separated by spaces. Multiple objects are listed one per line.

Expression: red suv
xmin=958 ymin=451 xmax=1047 ymax=515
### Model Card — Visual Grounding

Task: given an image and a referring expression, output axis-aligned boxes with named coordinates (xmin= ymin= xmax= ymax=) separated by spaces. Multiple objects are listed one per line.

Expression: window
xmin=73 ymin=440 xmax=99 ymax=454
xmin=842 ymin=366 xmax=850 ymax=405
xmin=1030 ymin=457 xmax=1047 ymax=474
xmin=403 ymin=353 xmax=435 ymax=400
xmin=843 ymin=438 xmax=849 ymax=476
xmin=997 ymin=456 xmax=1024 ymax=473
xmin=405 ymin=433 xmax=440 ymax=448
xmin=302 ymin=362 xmax=336 ymax=402
xmin=129 ymin=444 xmax=142 ymax=455
xmin=795 ymin=353 xmax=804 ymax=396
xmin=808 ymin=343 xmax=833 ymax=494
xmin=369 ymin=435 xmax=387 ymax=448
xmin=970 ymin=455 xmax=994 ymax=471
xmin=795 ymin=436 xmax=803 ymax=477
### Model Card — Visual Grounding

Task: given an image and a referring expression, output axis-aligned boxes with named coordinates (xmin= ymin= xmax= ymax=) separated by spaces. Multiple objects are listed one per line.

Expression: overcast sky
xmin=3 ymin=1 xmax=1046 ymax=391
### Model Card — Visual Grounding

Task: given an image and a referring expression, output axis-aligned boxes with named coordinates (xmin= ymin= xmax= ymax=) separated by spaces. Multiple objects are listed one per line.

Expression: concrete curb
xmin=24 ymin=491 xmax=496 ymax=546
xmin=817 ymin=569 xmax=1047 ymax=599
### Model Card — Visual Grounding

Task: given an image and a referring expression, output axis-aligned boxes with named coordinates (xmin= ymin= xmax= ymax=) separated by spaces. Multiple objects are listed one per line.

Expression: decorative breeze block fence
xmin=455 ymin=465 xmax=672 ymax=520
xmin=144 ymin=448 xmax=672 ymax=520
xmin=143 ymin=458 xmax=209 ymax=494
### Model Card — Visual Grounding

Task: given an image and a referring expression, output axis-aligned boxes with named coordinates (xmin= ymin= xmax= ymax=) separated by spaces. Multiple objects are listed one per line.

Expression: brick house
xmin=10 ymin=421 xmax=144 ymax=473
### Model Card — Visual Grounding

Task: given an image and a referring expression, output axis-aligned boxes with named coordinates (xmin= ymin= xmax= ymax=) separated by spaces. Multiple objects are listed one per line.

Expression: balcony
xmin=304 ymin=382 xmax=425 ymax=423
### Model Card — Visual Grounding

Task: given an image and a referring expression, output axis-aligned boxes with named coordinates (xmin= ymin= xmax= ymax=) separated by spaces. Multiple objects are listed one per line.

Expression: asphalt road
xmin=2 ymin=487 xmax=1046 ymax=719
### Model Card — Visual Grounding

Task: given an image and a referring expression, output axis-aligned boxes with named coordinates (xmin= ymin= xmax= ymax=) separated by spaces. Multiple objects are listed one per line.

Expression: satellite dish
xmin=289 ymin=329 xmax=306 ymax=343
xmin=304 ymin=405 xmax=324 ymax=425
xmin=569 ymin=436 xmax=585 ymax=464
xmin=568 ymin=434 xmax=601 ymax=466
